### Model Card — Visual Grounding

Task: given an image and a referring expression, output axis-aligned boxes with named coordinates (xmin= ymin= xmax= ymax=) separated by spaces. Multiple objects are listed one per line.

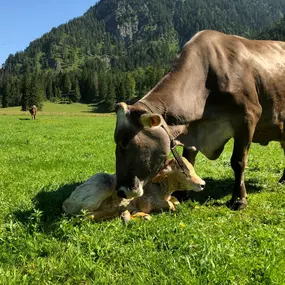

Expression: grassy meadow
xmin=0 ymin=103 xmax=285 ymax=284
xmin=0 ymin=102 xmax=96 ymax=116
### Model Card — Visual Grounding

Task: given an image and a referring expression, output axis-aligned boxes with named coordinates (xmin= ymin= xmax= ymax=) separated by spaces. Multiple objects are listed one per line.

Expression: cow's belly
xmin=253 ymin=123 xmax=284 ymax=145
xmin=179 ymin=119 xmax=234 ymax=160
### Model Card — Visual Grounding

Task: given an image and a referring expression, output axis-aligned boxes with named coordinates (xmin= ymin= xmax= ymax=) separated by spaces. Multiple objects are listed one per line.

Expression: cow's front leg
xmin=183 ymin=147 xmax=198 ymax=165
xmin=279 ymin=142 xmax=285 ymax=183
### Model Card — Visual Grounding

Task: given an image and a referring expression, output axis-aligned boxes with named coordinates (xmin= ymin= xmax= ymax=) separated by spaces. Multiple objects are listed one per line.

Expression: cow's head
xmin=114 ymin=102 xmax=171 ymax=199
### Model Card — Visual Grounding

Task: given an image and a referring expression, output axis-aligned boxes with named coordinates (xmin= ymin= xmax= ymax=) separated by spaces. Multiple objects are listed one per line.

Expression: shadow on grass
xmin=19 ymin=118 xmax=31 ymax=121
xmin=173 ymin=177 xmax=263 ymax=206
xmin=12 ymin=177 xmax=263 ymax=234
xmin=13 ymin=183 xmax=79 ymax=232
xmin=91 ymin=101 xmax=110 ymax=113
xmin=79 ymin=101 xmax=108 ymax=113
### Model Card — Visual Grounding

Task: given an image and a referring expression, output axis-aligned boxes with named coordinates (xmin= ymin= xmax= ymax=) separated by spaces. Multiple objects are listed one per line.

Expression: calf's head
xmin=115 ymin=102 xmax=171 ymax=199
xmin=152 ymin=158 xmax=206 ymax=192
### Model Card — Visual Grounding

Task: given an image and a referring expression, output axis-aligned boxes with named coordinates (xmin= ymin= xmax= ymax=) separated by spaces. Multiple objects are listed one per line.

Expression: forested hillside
xmin=259 ymin=16 xmax=285 ymax=40
xmin=1 ymin=0 xmax=285 ymax=111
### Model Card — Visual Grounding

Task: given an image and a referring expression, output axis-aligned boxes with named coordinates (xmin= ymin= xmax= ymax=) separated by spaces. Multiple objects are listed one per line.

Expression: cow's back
xmin=185 ymin=31 xmax=285 ymax=144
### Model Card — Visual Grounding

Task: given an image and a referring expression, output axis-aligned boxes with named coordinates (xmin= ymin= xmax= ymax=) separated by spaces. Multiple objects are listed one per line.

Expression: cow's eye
xmin=120 ymin=137 xmax=129 ymax=149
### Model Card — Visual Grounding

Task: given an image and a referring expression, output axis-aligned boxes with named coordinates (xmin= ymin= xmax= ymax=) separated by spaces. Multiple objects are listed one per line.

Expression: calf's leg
xmin=89 ymin=207 xmax=120 ymax=221
xmin=151 ymin=199 xmax=176 ymax=212
xmin=169 ymin=196 xmax=180 ymax=206
xmin=131 ymin=212 xmax=151 ymax=220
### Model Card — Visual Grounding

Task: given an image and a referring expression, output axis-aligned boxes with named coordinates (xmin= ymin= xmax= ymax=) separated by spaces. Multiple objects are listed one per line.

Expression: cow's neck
xmin=137 ymin=68 xmax=207 ymax=136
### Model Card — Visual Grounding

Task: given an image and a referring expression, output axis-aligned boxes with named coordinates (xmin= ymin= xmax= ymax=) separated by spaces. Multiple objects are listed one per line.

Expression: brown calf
xmin=62 ymin=157 xmax=205 ymax=222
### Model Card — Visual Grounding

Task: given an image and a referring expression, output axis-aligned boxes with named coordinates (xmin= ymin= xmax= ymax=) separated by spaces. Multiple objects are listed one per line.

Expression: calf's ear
xmin=140 ymin=114 xmax=162 ymax=128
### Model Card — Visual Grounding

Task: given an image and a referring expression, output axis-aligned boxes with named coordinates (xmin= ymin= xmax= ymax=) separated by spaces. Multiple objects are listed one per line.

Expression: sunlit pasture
xmin=0 ymin=104 xmax=284 ymax=284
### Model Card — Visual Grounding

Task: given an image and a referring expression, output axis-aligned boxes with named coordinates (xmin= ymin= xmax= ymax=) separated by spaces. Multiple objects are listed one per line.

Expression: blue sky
xmin=0 ymin=0 xmax=98 ymax=65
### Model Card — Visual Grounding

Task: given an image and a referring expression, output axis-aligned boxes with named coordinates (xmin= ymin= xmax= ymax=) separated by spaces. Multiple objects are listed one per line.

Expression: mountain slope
xmin=258 ymin=16 xmax=285 ymax=40
xmin=4 ymin=0 xmax=285 ymax=74
xmin=1 ymin=0 xmax=285 ymax=111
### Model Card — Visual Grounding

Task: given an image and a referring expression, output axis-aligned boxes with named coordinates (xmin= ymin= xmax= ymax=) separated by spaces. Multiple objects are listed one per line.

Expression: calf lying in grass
xmin=62 ymin=157 xmax=205 ymax=222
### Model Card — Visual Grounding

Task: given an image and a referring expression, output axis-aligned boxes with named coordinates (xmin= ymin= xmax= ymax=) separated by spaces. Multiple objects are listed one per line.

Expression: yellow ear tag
xmin=150 ymin=115 xmax=161 ymax=127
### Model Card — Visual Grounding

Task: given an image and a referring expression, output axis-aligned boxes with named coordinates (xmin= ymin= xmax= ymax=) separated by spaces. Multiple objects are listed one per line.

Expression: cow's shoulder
xmin=187 ymin=30 xmax=238 ymax=45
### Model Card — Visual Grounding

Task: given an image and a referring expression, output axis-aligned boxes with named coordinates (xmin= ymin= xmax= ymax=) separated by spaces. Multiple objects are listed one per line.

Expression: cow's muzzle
xmin=116 ymin=177 xmax=144 ymax=199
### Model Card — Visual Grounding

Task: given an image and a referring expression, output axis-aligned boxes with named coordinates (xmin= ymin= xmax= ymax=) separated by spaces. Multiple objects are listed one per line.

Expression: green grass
xmin=0 ymin=112 xmax=285 ymax=285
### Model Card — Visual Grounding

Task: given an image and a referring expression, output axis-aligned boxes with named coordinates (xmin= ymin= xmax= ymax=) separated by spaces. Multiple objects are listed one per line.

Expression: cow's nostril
xmin=200 ymin=181 xmax=206 ymax=190
xmin=117 ymin=190 xmax=127 ymax=199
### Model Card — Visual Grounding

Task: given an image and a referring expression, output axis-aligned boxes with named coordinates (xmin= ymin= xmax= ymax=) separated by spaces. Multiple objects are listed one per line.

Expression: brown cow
xmin=29 ymin=105 xmax=37 ymax=120
xmin=114 ymin=30 xmax=285 ymax=210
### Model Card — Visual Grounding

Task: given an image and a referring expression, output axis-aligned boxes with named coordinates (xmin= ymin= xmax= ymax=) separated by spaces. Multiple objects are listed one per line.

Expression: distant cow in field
xmin=29 ymin=105 xmax=37 ymax=120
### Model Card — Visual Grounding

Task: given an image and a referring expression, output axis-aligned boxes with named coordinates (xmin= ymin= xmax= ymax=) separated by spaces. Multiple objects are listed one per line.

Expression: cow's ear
xmin=140 ymin=114 xmax=162 ymax=128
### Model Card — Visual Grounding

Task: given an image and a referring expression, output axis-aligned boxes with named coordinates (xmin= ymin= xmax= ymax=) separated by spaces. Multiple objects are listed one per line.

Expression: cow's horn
xmin=115 ymin=102 xmax=130 ymax=130
xmin=189 ymin=146 xmax=197 ymax=151
xmin=173 ymin=140 xmax=184 ymax=147
xmin=115 ymin=102 xmax=128 ymax=114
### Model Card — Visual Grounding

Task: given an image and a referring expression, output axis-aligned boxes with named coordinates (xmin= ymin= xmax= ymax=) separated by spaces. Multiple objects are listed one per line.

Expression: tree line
xmin=0 ymin=64 xmax=168 ymax=112
xmin=1 ymin=0 xmax=285 ymax=111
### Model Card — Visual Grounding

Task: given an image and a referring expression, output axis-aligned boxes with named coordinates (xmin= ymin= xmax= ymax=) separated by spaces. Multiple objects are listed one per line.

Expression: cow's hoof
xmin=226 ymin=199 xmax=247 ymax=211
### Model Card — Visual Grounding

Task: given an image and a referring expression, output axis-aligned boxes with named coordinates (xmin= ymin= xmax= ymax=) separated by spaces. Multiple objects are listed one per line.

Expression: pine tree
xmin=125 ymin=72 xmax=136 ymax=103
xmin=2 ymin=78 xmax=11 ymax=108
xmin=62 ymin=72 xmax=72 ymax=95
xmin=98 ymin=73 xmax=108 ymax=100
xmin=105 ymin=77 xmax=116 ymax=112
xmin=86 ymin=72 xmax=97 ymax=102
xmin=46 ymin=76 xmax=53 ymax=100
xmin=29 ymin=73 xmax=45 ymax=110
xmin=74 ymin=80 xmax=81 ymax=102
xmin=2 ymin=83 xmax=8 ymax=108
xmin=116 ymin=79 xmax=126 ymax=102
xmin=21 ymin=71 xmax=31 ymax=111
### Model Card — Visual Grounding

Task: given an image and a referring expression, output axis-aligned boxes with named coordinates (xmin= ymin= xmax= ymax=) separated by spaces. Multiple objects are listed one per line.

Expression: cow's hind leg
xmin=279 ymin=142 xmax=285 ymax=183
